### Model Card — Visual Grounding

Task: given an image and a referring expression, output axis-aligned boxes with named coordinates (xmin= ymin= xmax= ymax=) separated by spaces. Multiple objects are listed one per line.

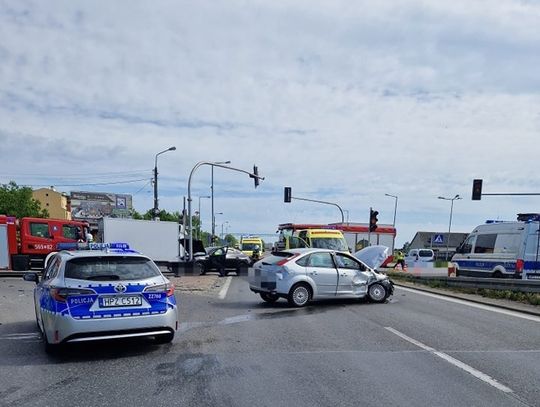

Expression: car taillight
xmin=50 ymin=287 xmax=95 ymax=302
xmin=144 ymin=283 xmax=175 ymax=297
xmin=276 ymin=254 xmax=300 ymax=266
xmin=516 ymin=259 xmax=524 ymax=273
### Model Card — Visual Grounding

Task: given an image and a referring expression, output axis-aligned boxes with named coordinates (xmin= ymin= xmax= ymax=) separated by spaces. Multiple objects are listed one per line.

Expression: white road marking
xmin=385 ymin=327 xmax=513 ymax=393
xmin=397 ymin=286 xmax=540 ymax=323
xmin=218 ymin=276 xmax=233 ymax=300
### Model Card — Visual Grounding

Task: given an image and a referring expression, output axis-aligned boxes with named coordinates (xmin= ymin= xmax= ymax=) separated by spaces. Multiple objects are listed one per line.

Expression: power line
xmin=1 ymin=169 xmax=152 ymax=177
xmin=27 ymin=178 xmax=150 ymax=187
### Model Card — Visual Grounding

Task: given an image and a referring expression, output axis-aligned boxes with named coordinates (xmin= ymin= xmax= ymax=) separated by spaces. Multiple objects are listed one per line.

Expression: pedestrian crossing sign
xmin=432 ymin=234 xmax=444 ymax=244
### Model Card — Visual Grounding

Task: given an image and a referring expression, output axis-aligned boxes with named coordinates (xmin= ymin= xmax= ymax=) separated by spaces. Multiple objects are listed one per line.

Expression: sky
xmin=1 ymin=0 xmax=540 ymax=246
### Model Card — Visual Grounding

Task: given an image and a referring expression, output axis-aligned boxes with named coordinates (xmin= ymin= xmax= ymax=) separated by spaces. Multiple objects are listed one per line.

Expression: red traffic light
xmin=369 ymin=209 xmax=379 ymax=232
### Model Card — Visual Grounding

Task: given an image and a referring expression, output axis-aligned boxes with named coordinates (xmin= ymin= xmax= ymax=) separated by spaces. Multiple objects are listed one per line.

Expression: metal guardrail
xmin=386 ymin=271 xmax=540 ymax=293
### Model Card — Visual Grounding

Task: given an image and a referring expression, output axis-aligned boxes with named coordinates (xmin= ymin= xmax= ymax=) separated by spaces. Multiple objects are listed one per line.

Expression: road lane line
xmin=385 ymin=327 xmax=514 ymax=394
xmin=218 ymin=276 xmax=233 ymax=300
xmin=397 ymin=286 xmax=540 ymax=323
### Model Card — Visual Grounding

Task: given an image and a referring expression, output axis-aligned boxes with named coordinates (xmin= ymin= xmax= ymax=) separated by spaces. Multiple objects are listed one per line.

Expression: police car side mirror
xmin=23 ymin=273 xmax=39 ymax=284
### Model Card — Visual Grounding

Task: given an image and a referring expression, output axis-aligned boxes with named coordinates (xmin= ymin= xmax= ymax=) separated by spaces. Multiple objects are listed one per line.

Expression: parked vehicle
xmin=405 ymin=249 xmax=435 ymax=265
xmin=0 ymin=215 xmax=89 ymax=271
xmin=98 ymin=217 xmax=179 ymax=264
xmin=451 ymin=214 xmax=540 ymax=279
xmin=23 ymin=242 xmax=178 ymax=352
xmin=276 ymin=227 xmax=349 ymax=252
xmin=248 ymin=247 xmax=393 ymax=307
xmin=240 ymin=237 xmax=264 ymax=257
xmin=277 ymin=222 xmax=397 ymax=252
xmin=196 ymin=246 xmax=251 ymax=276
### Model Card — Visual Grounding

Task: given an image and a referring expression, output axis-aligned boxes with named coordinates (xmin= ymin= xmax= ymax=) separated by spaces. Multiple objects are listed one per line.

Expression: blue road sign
xmin=432 ymin=234 xmax=444 ymax=244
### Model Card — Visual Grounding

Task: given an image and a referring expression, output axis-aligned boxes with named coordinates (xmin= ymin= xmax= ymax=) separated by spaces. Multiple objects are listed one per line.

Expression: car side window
xmin=296 ymin=255 xmax=309 ymax=267
xmin=307 ymin=252 xmax=334 ymax=268
xmin=334 ymin=253 xmax=365 ymax=271
xmin=43 ymin=257 xmax=60 ymax=281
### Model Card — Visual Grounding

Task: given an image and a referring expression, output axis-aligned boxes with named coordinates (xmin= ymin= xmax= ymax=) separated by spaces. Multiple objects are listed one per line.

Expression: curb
xmin=394 ymin=282 xmax=540 ymax=317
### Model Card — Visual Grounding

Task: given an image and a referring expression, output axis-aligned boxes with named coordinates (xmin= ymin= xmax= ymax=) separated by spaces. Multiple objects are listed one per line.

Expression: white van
xmin=451 ymin=214 xmax=540 ymax=279
xmin=405 ymin=249 xmax=435 ymax=266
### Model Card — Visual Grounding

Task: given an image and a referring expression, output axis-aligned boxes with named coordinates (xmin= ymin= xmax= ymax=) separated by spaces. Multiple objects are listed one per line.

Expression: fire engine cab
xmin=0 ymin=215 xmax=90 ymax=271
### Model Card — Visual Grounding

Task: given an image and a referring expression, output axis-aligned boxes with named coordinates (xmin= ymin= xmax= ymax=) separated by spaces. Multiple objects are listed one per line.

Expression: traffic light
xmin=284 ymin=187 xmax=292 ymax=203
xmin=472 ymin=179 xmax=483 ymax=200
xmin=369 ymin=209 xmax=379 ymax=232
xmin=250 ymin=165 xmax=260 ymax=188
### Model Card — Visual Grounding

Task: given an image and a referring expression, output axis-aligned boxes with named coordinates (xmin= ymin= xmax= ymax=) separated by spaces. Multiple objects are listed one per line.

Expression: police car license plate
xmin=99 ymin=295 xmax=142 ymax=308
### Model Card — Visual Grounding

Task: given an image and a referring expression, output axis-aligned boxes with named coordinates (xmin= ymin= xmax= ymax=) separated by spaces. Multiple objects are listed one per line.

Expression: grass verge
xmin=388 ymin=272 xmax=540 ymax=306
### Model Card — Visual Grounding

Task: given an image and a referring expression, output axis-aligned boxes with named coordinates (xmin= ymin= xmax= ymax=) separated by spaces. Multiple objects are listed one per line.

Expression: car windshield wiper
xmin=86 ymin=274 xmax=121 ymax=281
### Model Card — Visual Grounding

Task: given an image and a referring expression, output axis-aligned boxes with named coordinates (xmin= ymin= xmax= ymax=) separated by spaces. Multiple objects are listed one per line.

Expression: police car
xmin=23 ymin=243 xmax=178 ymax=352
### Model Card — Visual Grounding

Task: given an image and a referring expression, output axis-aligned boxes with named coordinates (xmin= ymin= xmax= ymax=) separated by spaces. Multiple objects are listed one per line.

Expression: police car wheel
xmin=154 ymin=333 xmax=174 ymax=344
xmin=42 ymin=330 xmax=60 ymax=354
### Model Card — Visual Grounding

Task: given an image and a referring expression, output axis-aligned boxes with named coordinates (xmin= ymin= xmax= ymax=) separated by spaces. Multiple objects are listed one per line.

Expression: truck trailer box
xmin=98 ymin=218 xmax=179 ymax=263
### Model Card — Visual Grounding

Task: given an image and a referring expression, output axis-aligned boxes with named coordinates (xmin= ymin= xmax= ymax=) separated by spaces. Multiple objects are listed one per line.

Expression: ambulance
xmin=451 ymin=213 xmax=540 ymax=279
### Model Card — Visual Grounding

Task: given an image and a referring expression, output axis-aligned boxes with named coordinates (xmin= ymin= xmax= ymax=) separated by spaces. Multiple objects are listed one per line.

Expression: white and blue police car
xmin=23 ymin=243 xmax=178 ymax=352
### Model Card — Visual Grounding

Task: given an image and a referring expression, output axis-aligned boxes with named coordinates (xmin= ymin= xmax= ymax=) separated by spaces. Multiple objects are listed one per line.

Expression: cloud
xmin=1 ymin=0 xmax=540 ymax=246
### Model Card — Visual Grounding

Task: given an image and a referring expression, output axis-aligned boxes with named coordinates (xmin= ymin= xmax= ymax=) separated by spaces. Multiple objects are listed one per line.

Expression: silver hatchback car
xmin=248 ymin=248 xmax=394 ymax=307
xmin=23 ymin=243 xmax=178 ymax=352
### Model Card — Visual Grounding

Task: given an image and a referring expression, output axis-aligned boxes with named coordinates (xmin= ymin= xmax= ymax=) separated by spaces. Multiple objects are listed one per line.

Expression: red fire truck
xmin=0 ymin=215 xmax=90 ymax=271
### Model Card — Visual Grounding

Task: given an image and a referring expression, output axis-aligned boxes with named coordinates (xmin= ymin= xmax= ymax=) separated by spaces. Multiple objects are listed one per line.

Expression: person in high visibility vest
xmin=393 ymin=251 xmax=406 ymax=270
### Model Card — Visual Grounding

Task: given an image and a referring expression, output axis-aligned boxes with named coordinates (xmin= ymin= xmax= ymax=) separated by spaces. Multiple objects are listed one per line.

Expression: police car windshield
xmin=64 ymin=256 xmax=161 ymax=281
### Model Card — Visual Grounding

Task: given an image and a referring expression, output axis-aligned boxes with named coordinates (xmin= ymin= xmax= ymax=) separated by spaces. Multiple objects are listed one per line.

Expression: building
xmin=408 ymin=231 xmax=469 ymax=259
xmin=32 ymin=187 xmax=71 ymax=220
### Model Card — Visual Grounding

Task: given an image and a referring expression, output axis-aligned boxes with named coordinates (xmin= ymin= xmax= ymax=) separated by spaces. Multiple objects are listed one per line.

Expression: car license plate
xmin=99 ymin=295 xmax=142 ymax=308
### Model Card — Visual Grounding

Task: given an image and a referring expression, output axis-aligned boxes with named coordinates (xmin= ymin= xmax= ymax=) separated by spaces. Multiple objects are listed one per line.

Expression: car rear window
xmin=261 ymin=252 xmax=295 ymax=265
xmin=65 ymin=256 xmax=161 ymax=281
xmin=419 ymin=250 xmax=433 ymax=257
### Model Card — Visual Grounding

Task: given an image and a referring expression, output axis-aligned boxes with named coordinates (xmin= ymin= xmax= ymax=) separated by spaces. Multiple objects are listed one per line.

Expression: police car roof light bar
xmin=56 ymin=242 xmax=132 ymax=251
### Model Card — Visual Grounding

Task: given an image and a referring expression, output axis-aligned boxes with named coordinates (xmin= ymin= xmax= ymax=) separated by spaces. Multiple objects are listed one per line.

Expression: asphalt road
xmin=0 ymin=276 xmax=539 ymax=407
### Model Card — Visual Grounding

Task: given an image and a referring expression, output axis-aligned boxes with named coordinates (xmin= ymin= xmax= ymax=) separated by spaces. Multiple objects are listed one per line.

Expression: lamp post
xmin=343 ymin=210 xmax=350 ymax=224
xmin=438 ymin=194 xmax=462 ymax=260
xmin=385 ymin=193 xmax=398 ymax=252
xmin=197 ymin=195 xmax=210 ymax=239
xmin=211 ymin=161 xmax=231 ymax=242
xmin=153 ymin=146 xmax=176 ymax=220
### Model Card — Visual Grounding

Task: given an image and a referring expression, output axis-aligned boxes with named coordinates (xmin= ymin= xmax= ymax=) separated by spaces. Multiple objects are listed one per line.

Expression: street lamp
xmin=438 ymin=194 xmax=462 ymax=260
xmin=211 ymin=161 xmax=231 ymax=241
xmin=343 ymin=210 xmax=350 ymax=224
xmin=385 ymin=193 xmax=398 ymax=253
xmin=153 ymin=146 xmax=176 ymax=220
xmin=197 ymin=195 xmax=210 ymax=239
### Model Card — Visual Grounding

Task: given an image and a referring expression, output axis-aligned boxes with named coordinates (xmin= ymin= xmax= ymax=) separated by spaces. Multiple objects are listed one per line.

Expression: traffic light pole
xmin=187 ymin=162 xmax=264 ymax=262
xmin=289 ymin=196 xmax=344 ymax=223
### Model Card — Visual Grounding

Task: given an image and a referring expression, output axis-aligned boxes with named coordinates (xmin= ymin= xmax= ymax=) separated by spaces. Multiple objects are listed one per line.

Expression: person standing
xmin=393 ymin=250 xmax=406 ymax=270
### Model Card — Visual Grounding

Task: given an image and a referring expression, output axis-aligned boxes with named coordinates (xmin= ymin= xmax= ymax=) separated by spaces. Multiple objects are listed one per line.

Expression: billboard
xmin=71 ymin=191 xmax=133 ymax=221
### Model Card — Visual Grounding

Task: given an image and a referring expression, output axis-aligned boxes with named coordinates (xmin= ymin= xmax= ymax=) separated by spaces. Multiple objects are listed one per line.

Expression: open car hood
xmin=353 ymin=245 xmax=389 ymax=270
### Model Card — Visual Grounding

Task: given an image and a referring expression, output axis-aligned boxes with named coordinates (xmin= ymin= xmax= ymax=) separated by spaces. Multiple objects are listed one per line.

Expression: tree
xmin=224 ymin=234 xmax=238 ymax=247
xmin=0 ymin=181 xmax=48 ymax=218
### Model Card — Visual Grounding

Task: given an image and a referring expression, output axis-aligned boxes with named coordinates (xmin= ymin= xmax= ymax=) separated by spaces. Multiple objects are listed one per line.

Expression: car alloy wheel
xmin=288 ymin=284 xmax=310 ymax=307
xmin=368 ymin=283 xmax=387 ymax=303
